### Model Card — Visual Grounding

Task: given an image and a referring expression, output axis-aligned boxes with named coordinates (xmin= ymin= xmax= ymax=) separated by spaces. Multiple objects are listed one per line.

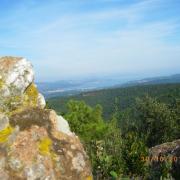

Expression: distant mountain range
xmin=120 ymin=74 xmax=180 ymax=87
xmin=37 ymin=74 xmax=180 ymax=98
xmin=36 ymin=77 xmax=128 ymax=97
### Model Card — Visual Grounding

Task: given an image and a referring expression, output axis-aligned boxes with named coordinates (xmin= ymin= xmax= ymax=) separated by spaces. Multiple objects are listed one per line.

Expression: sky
xmin=0 ymin=0 xmax=180 ymax=81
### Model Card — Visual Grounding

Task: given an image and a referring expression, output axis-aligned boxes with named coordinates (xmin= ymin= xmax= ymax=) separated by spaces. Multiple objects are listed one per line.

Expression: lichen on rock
xmin=24 ymin=83 xmax=39 ymax=106
xmin=0 ymin=56 xmax=92 ymax=180
xmin=0 ymin=78 xmax=4 ymax=89
xmin=38 ymin=137 xmax=53 ymax=155
xmin=0 ymin=56 xmax=46 ymax=115
xmin=0 ymin=125 xmax=13 ymax=143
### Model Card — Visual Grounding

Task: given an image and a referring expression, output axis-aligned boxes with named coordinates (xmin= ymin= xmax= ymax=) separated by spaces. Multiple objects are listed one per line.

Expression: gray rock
xmin=0 ymin=56 xmax=34 ymax=94
xmin=0 ymin=113 xmax=9 ymax=131
xmin=72 ymin=152 xmax=86 ymax=172
xmin=57 ymin=115 xmax=73 ymax=136
xmin=24 ymin=163 xmax=46 ymax=180
xmin=37 ymin=93 xmax=46 ymax=109
xmin=8 ymin=157 xmax=23 ymax=172
xmin=0 ymin=56 xmax=46 ymax=113
xmin=0 ymin=170 xmax=9 ymax=180
xmin=0 ymin=56 xmax=92 ymax=180
xmin=7 ymin=126 xmax=19 ymax=144
xmin=0 ymin=157 xmax=6 ymax=170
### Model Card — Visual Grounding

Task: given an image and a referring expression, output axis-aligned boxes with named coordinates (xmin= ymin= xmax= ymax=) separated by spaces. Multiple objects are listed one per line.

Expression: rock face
xmin=0 ymin=57 xmax=92 ymax=180
xmin=0 ymin=56 xmax=46 ymax=114
xmin=149 ymin=139 xmax=180 ymax=179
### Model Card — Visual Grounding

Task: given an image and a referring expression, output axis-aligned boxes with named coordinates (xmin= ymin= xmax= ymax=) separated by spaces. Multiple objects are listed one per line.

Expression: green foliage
xmin=149 ymin=157 xmax=173 ymax=179
xmin=52 ymin=83 xmax=180 ymax=179
xmin=64 ymin=100 xmax=123 ymax=179
xmin=48 ymin=83 xmax=180 ymax=119
xmin=65 ymin=100 xmax=106 ymax=141
xmin=134 ymin=96 xmax=177 ymax=147
xmin=121 ymin=131 xmax=149 ymax=177
xmin=90 ymin=118 xmax=124 ymax=179
xmin=110 ymin=171 xmax=118 ymax=179
xmin=173 ymin=98 xmax=180 ymax=138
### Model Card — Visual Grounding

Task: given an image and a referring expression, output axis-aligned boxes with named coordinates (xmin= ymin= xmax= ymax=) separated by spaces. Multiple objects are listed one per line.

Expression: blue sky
xmin=0 ymin=0 xmax=180 ymax=81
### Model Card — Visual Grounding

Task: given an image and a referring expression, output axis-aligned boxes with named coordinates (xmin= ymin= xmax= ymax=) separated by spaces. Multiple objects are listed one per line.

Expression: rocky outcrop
xmin=0 ymin=56 xmax=46 ymax=114
xmin=149 ymin=139 xmax=180 ymax=179
xmin=0 ymin=57 xmax=92 ymax=180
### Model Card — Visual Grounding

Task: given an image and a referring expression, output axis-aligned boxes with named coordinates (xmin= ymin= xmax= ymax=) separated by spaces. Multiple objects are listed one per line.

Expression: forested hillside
xmin=48 ymin=83 xmax=180 ymax=119
xmin=47 ymin=83 xmax=180 ymax=179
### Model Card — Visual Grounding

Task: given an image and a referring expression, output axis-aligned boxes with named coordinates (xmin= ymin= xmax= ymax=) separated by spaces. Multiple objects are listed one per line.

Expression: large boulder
xmin=0 ymin=57 xmax=92 ymax=180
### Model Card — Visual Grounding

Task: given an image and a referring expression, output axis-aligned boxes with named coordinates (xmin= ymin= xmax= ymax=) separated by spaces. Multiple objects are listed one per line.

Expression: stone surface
xmin=149 ymin=139 xmax=180 ymax=179
xmin=37 ymin=93 xmax=46 ymax=109
xmin=0 ymin=113 xmax=9 ymax=131
xmin=0 ymin=56 xmax=46 ymax=113
xmin=0 ymin=56 xmax=34 ymax=94
xmin=6 ymin=108 xmax=92 ymax=180
xmin=0 ymin=56 xmax=92 ymax=180
xmin=57 ymin=115 xmax=73 ymax=136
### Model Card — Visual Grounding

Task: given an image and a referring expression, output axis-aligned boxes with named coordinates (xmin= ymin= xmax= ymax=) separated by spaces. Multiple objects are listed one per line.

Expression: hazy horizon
xmin=36 ymin=72 xmax=180 ymax=84
xmin=0 ymin=0 xmax=180 ymax=82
